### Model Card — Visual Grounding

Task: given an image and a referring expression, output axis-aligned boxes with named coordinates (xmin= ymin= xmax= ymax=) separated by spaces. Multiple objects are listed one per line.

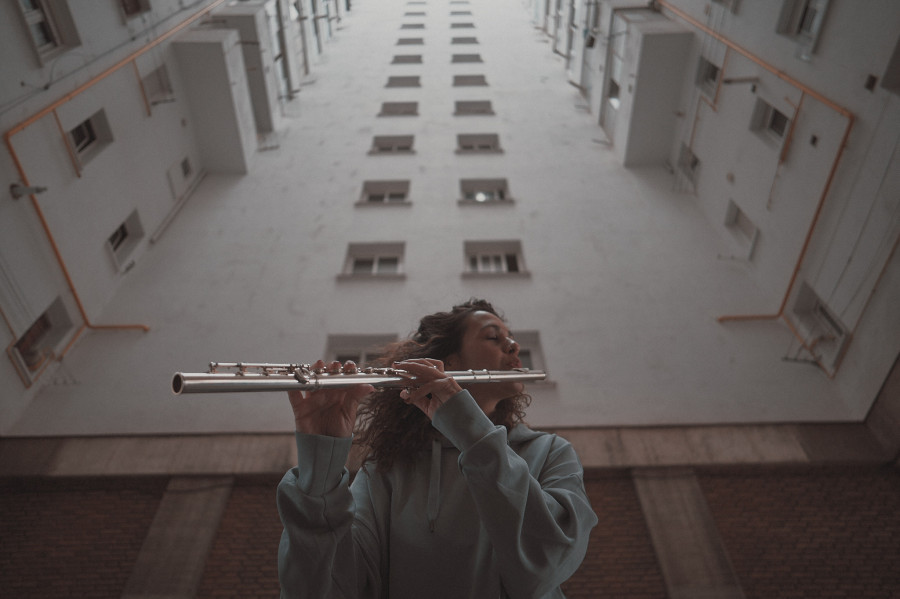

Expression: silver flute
xmin=172 ymin=362 xmax=546 ymax=395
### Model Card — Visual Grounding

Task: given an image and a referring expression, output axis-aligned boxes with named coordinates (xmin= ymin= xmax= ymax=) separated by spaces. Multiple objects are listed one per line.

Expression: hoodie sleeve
xmin=432 ymin=390 xmax=598 ymax=598
xmin=276 ymin=432 xmax=381 ymax=599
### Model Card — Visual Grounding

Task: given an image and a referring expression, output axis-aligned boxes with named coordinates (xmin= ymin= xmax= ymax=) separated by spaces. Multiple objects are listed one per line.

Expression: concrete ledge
xmin=634 ymin=468 xmax=745 ymax=599
xmin=122 ymin=476 xmax=234 ymax=599
xmin=0 ymin=422 xmax=893 ymax=478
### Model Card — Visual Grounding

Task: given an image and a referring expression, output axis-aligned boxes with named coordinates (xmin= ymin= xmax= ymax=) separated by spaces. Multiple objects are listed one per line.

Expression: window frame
xmin=386 ymin=76 xmax=421 ymax=88
xmin=750 ymin=98 xmax=791 ymax=146
xmin=358 ymin=180 xmax=412 ymax=206
xmin=695 ymin=56 xmax=721 ymax=98
xmin=453 ymin=74 xmax=488 ymax=87
xmin=454 ymin=100 xmax=494 ymax=116
xmin=463 ymin=240 xmax=528 ymax=277
xmin=369 ymin=135 xmax=415 ymax=154
xmin=456 ymin=134 xmax=502 ymax=154
xmin=392 ymin=54 xmax=423 ymax=64
xmin=119 ymin=0 xmax=151 ymax=20
xmin=106 ymin=209 xmax=145 ymax=272
xmin=67 ymin=109 xmax=114 ymax=167
xmin=777 ymin=0 xmax=830 ymax=57
xmin=16 ymin=0 xmax=80 ymax=65
xmin=459 ymin=178 xmax=512 ymax=204
xmin=378 ymin=101 xmax=419 ymax=117
xmin=451 ymin=53 xmax=483 ymax=63
xmin=340 ymin=242 xmax=406 ymax=280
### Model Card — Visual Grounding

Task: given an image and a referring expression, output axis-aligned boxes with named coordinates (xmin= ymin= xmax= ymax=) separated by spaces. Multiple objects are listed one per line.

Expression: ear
xmin=444 ymin=353 xmax=460 ymax=370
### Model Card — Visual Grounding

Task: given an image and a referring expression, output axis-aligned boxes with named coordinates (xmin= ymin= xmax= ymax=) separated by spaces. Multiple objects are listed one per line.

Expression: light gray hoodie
xmin=277 ymin=389 xmax=598 ymax=598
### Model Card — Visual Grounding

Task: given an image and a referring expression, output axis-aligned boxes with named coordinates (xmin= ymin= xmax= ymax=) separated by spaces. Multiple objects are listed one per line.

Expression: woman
xmin=277 ymin=299 xmax=597 ymax=598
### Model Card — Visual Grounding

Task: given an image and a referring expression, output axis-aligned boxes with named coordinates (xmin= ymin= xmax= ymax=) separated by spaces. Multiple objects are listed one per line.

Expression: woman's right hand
xmin=288 ymin=360 xmax=374 ymax=437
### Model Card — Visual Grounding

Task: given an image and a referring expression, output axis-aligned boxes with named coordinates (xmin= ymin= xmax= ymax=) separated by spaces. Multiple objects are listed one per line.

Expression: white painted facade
xmin=0 ymin=0 xmax=897 ymax=436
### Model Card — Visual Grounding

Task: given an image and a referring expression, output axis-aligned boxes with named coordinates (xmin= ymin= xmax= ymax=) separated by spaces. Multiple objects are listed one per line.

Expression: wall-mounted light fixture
xmin=10 ymin=183 xmax=48 ymax=200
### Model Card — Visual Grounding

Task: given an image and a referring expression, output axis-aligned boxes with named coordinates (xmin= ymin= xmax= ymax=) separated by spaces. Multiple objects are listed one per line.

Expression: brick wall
xmin=562 ymin=472 xmax=667 ymax=598
xmin=196 ymin=477 xmax=282 ymax=599
xmin=698 ymin=465 xmax=900 ymax=599
xmin=0 ymin=477 xmax=166 ymax=599
xmin=2 ymin=466 xmax=899 ymax=597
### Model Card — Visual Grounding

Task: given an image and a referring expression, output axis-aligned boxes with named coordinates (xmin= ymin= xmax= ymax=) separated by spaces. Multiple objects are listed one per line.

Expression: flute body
xmin=172 ymin=362 xmax=545 ymax=395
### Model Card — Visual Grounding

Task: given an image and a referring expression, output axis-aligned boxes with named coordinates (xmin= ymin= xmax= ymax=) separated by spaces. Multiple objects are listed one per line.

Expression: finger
xmin=327 ymin=360 xmax=342 ymax=374
xmin=394 ymin=359 xmax=446 ymax=377
xmin=341 ymin=360 xmax=359 ymax=374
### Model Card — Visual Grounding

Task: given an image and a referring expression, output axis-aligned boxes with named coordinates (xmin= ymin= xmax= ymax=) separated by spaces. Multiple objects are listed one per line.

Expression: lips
xmin=506 ymin=360 xmax=522 ymax=370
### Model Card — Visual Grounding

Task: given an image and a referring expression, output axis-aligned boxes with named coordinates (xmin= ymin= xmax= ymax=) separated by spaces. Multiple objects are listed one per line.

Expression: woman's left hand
xmin=395 ymin=359 xmax=462 ymax=420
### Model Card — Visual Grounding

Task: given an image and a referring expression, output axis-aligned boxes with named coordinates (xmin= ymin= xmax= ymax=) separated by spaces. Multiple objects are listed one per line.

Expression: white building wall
xmin=581 ymin=0 xmax=900 ymax=413
xmin=0 ymin=0 xmax=328 ymax=430
xmin=0 ymin=0 xmax=897 ymax=435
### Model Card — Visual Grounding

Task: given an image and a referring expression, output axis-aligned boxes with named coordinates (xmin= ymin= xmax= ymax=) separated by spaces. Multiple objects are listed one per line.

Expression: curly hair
xmin=354 ymin=299 xmax=530 ymax=472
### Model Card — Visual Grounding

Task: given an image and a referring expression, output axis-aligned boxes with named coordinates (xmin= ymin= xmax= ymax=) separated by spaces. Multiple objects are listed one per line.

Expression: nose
xmin=505 ymin=337 xmax=519 ymax=355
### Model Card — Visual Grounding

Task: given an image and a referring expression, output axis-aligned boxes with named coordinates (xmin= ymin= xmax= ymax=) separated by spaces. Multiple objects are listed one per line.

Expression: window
xmin=451 ymin=22 xmax=475 ymax=28
xmin=165 ymin=155 xmax=195 ymax=204
xmin=711 ymin=0 xmax=739 ymax=12
xmin=369 ymin=135 xmax=415 ymax=154
xmin=724 ymin=199 xmax=759 ymax=260
xmin=107 ymin=209 xmax=144 ymax=271
xmin=9 ymin=297 xmax=73 ymax=381
xmin=386 ymin=76 xmax=421 ymax=87
xmin=404 ymin=11 xmax=426 ymax=16
xmin=379 ymin=102 xmax=418 ymax=116
xmin=359 ymin=180 xmax=411 ymax=205
xmin=68 ymin=109 xmax=113 ymax=166
xmin=340 ymin=243 xmax=405 ymax=279
xmin=325 ymin=334 xmax=397 ymax=367
xmin=464 ymin=240 xmax=527 ymax=276
xmin=457 ymin=133 xmax=502 ymax=153
xmin=392 ymin=54 xmax=422 ymax=64
xmin=460 ymin=178 xmax=511 ymax=203
xmin=453 ymin=74 xmax=487 ymax=86
xmin=120 ymin=0 xmax=151 ymax=18
xmin=400 ymin=23 xmax=425 ymax=29
xmin=452 ymin=54 xmax=483 ymax=63
xmin=695 ymin=57 xmax=720 ymax=97
xmin=751 ymin=98 xmax=790 ymax=144
xmin=454 ymin=100 xmax=494 ymax=115
xmin=678 ymin=143 xmax=699 ymax=184
xmin=451 ymin=11 xmax=473 ymax=16
xmin=882 ymin=35 xmax=900 ymax=96
xmin=142 ymin=64 xmax=174 ymax=106
xmin=508 ymin=331 xmax=546 ymax=373
xmin=791 ymin=282 xmax=850 ymax=371
xmin=70 ymin=120 xmax=96 ymax=154
xmin=777 ymin=0 xmax=830 ymax=58
xmin=452 ymin=37 xmax=478 ymax=44
xmin=397 ymin=37 xmax=424 ymax=45
xmin=16 ymin=0 xmax=79 ymax=63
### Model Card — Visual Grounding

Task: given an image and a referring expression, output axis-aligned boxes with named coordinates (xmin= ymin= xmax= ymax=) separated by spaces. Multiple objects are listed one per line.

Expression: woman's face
xmin=445 ymin=311 xmax=523 ymax=411
xmin=447 ymin=310 xmax=521 ymax=371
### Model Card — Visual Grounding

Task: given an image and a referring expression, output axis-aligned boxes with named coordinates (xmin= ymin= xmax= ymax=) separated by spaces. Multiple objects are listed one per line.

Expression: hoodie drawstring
xmin=427 ymin=438 xmax=441 ymax=532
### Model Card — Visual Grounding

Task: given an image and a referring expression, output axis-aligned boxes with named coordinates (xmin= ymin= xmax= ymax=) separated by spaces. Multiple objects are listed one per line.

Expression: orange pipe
xmin=656 ymin=1 xmax=860 ymax=378
xmin=2 ymin=1 xmax=230 ymax=328
xmin=5 ymin=0 xmax=227 ymax=138
xmin=0 ymin=0 xmax=225 ymax=387
xmin=718 ymin=111 xmax=855 ymax=324
xmin=655 ymin=0 xmax=852 ymax=119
